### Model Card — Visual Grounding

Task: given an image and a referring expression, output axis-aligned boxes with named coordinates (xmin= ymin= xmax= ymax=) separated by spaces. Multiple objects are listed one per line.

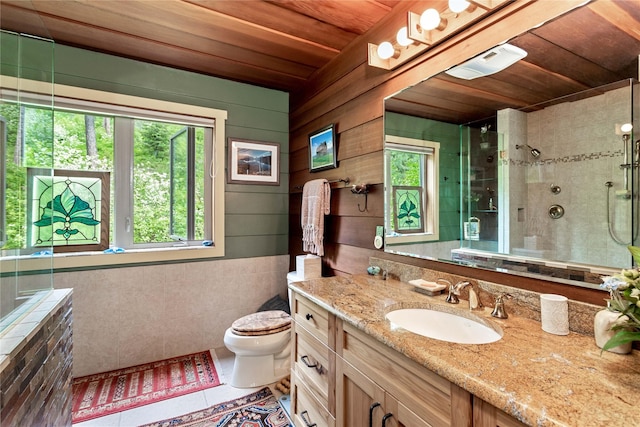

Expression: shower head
xmin=516 ymin=144 xmax=541 ymax=158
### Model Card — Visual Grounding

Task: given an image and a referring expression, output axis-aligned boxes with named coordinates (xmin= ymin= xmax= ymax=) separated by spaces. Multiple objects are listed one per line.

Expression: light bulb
xmin=621 ymin=123 xmax=633 ymax=133
xmin=396 ymin=27 xmax=412 ymax=47
xmin=377 ymin=41 xmax=395 ymax=60
xmin=449 ymin=0 xmax=471 ymax=13
xmin=420 ymin=9 xmax=442 ymax=31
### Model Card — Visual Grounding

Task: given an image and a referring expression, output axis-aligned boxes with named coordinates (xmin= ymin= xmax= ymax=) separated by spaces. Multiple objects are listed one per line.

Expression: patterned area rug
xmin=72 ymin=350 xmax=222 ymax=423
xmin=140 ymin=387 xmax=291 ymax=427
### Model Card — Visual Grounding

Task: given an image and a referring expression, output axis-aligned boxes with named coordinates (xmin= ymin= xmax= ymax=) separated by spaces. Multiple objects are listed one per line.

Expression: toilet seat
xmin=231 ymin=310 xmax=291 ymax=336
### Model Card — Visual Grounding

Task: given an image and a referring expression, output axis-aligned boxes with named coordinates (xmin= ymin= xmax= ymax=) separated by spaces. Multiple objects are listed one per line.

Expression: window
xmin=1 ymin=77 xmax=226 ymax=268
xmin=384 ymin=135 xmax=439 ymax=245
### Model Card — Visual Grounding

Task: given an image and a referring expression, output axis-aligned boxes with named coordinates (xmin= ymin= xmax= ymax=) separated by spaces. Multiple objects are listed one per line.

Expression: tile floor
xmin=73 ymin=347 xmax=289 ymax=427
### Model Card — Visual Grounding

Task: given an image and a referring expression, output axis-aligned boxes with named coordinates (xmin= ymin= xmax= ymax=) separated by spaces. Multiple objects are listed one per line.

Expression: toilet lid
xmin=231 ymin=310 xmax=292 ymax=336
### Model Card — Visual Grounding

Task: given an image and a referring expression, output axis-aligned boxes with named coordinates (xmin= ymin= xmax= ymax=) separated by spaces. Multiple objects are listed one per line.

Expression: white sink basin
xmin=385 ymin=308 xmax=502 ymax=344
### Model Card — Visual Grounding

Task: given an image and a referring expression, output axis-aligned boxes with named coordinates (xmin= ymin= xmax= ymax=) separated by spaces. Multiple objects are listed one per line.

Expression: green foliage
xmin=136 ymin=121 xmax=172 ymax=159
xmin=600 ymin=248 xmax=640 ymax=351
xmin=133 ymin=163 xmax=171 ymax=243
xmin=390 ymin=151 xmax=420 ymax=186
xmin=2 ymin=103 xmax=200 ymax=250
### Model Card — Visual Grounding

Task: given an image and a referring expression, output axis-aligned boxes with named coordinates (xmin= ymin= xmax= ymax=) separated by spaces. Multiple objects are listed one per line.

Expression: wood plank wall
xmin=288 ymin=0 xmax=604 ymax=303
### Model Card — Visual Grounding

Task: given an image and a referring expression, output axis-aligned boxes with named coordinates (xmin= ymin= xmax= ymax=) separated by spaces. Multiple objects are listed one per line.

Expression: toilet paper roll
xmin=540 ymin=294 xmax=569 ymax=335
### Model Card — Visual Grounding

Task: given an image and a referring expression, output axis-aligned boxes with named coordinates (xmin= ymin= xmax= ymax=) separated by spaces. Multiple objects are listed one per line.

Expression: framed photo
xmin=392 ymin=186 xmax=425 ymax=233
xmin=309 ymin=124 xmax=337 ymax=172
xmin=228 ymin=138 xmax=280 ymax=185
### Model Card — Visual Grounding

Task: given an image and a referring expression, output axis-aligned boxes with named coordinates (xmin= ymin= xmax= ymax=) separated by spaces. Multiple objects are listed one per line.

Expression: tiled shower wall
xmin=501 ymin=85 xmax=636 ymax=268
xmin=54 ymin=254 xmax=290 ymax=377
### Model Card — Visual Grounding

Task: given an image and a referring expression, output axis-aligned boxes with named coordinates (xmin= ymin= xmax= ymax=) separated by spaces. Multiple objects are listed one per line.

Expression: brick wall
xmin=0 ymin=289 xmax=73 ymax=426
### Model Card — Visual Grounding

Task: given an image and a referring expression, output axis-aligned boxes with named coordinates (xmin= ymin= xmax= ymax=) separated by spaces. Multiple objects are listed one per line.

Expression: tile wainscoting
xmin=54 ymin=255 xmax=290 ymax=377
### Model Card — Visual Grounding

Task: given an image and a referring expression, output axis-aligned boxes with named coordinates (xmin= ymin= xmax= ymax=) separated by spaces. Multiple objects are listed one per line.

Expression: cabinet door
xmin=387 ymin=398 xmax=434 ymax=427
xmin=336 ymin=358 xmax=433 ymax=427
xmin=336 ymin=358 xmax=386 ymax=427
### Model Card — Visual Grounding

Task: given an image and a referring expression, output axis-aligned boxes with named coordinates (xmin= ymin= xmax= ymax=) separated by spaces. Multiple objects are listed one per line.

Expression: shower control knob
xmin=548 ymin=204 xmax=565 ymax=219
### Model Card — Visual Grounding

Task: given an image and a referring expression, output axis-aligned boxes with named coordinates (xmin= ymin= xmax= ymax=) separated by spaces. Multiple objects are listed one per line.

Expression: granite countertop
xmin=289 ymin=274 xmax=639 ymax=427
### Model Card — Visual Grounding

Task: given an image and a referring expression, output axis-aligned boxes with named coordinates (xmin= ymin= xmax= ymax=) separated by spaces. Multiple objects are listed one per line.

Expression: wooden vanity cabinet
xmin=336 ymin=320 xmax=472 ymax=427
xmin=290 ymin=293 xmax=336 ymax=427
xmin=289 ymin=291 xmax=526 ymax=427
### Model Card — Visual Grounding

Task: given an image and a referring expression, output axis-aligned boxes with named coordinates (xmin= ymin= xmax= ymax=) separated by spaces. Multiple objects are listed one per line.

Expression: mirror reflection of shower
xmin=515 ymin=144 xmax=541 ymax=158
xmin=606 ymin=123 xmax=637 ymax=245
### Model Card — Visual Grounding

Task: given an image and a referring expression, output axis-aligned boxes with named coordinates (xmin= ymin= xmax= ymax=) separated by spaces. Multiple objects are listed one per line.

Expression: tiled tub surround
xmin=501 ymin=84 xmax=636 ymax=269
xmin=289 ymin=271 xmax=637 ymax=425
xmin=54 ymin=255 xmax=290 ymax=377
xmin=0 ymin=289 xmax=73 ymax=427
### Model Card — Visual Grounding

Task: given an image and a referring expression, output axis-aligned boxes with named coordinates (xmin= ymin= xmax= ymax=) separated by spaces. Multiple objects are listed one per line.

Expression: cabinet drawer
xmin=293 ymin=293 xmax=329 ymax=346
xmin=291 ymin=371 xmax=335 ymax=427
xmin=293 ymin=325 xmax=333 ymax=411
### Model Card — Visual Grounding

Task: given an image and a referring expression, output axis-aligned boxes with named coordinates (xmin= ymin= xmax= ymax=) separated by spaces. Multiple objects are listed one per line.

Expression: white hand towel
xmin=301 ymin=179 xmax=331 ymax=256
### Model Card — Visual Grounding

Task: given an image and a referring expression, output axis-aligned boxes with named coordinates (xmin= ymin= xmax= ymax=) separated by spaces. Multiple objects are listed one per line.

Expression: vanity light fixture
xmin=420 ymin=8 xmax=447 ymax=31
xmin=368 ymin=0 xmax=509 ymax=70
xmin=448 ymin=0 xmax=477 ymax=14
xmin=377 ymin=41 xmax=399 ymax=60
xmin=396 ymin=27 xmax=413 ymax=47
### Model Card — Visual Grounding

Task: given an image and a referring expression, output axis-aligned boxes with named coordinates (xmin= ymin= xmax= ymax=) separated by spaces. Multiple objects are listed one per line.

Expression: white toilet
xmin=224 ymin=272 xmax=301 ymax=388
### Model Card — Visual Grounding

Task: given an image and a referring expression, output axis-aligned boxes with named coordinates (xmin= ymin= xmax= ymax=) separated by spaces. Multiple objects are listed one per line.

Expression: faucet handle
xmin=495 ymin=293 xmax=513 ymax=302
xmin=491 ymin=293 xmax=512 ymax=319
xmin=445 ymin=284 xmax=459 ymax=303
xmin=446 ymin=281 xmax=469 ymax=304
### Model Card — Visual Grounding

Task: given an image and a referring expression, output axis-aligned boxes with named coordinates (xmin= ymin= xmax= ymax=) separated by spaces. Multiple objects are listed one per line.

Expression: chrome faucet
xmin=445 ymin=281 xmax=471 ymax=304
xmin=491 ymin=293 xmax=512 ymax=319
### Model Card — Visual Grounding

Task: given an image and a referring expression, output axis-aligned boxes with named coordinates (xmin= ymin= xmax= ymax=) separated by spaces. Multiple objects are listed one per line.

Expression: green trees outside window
xmin=1 ymin=102 xmax=208 ymax=253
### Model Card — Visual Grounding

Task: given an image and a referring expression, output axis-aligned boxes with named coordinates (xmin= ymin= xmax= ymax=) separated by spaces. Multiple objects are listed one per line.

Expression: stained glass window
xmin=392 ymin=186 xmax=425 ymax=233
xmin=27 ymin=169 xmax=110 ymax=252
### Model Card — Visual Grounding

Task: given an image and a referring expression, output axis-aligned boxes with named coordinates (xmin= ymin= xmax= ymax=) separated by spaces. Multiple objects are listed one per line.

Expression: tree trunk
xmin=13 ymin=105 xmax=24 ymax=165
xmin=103 ymin=117 xmax=111 ymax=136
xmin=85 ymin=115 xmax=97 ymax=167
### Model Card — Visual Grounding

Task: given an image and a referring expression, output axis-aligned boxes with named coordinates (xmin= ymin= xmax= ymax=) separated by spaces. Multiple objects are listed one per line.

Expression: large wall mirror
xmin=384 ymin=0 xmax=640 ymax=289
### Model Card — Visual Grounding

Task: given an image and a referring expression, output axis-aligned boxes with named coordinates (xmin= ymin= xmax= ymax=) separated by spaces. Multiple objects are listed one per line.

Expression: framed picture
xmin=392 ymin=185 xmax=425 ymax=233
xmin=309 ymin=124 xmax=337 ymax=172
xmin=228 ymin=138 xmax=280 ymax=185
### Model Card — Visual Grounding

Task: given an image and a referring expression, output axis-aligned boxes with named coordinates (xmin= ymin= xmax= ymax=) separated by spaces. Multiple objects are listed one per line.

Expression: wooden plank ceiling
xmin=1 ymin=0 xmax=639 ymax=124
xmin=0 ymin=0 xmax=401 ymax=92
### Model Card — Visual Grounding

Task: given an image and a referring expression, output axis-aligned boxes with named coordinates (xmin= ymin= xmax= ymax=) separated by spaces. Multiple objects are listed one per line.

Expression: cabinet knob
xmin=300 ymin=410 xmax=317 ymax=427
xmin=305 ymin=313 xmax=313 ymax=321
